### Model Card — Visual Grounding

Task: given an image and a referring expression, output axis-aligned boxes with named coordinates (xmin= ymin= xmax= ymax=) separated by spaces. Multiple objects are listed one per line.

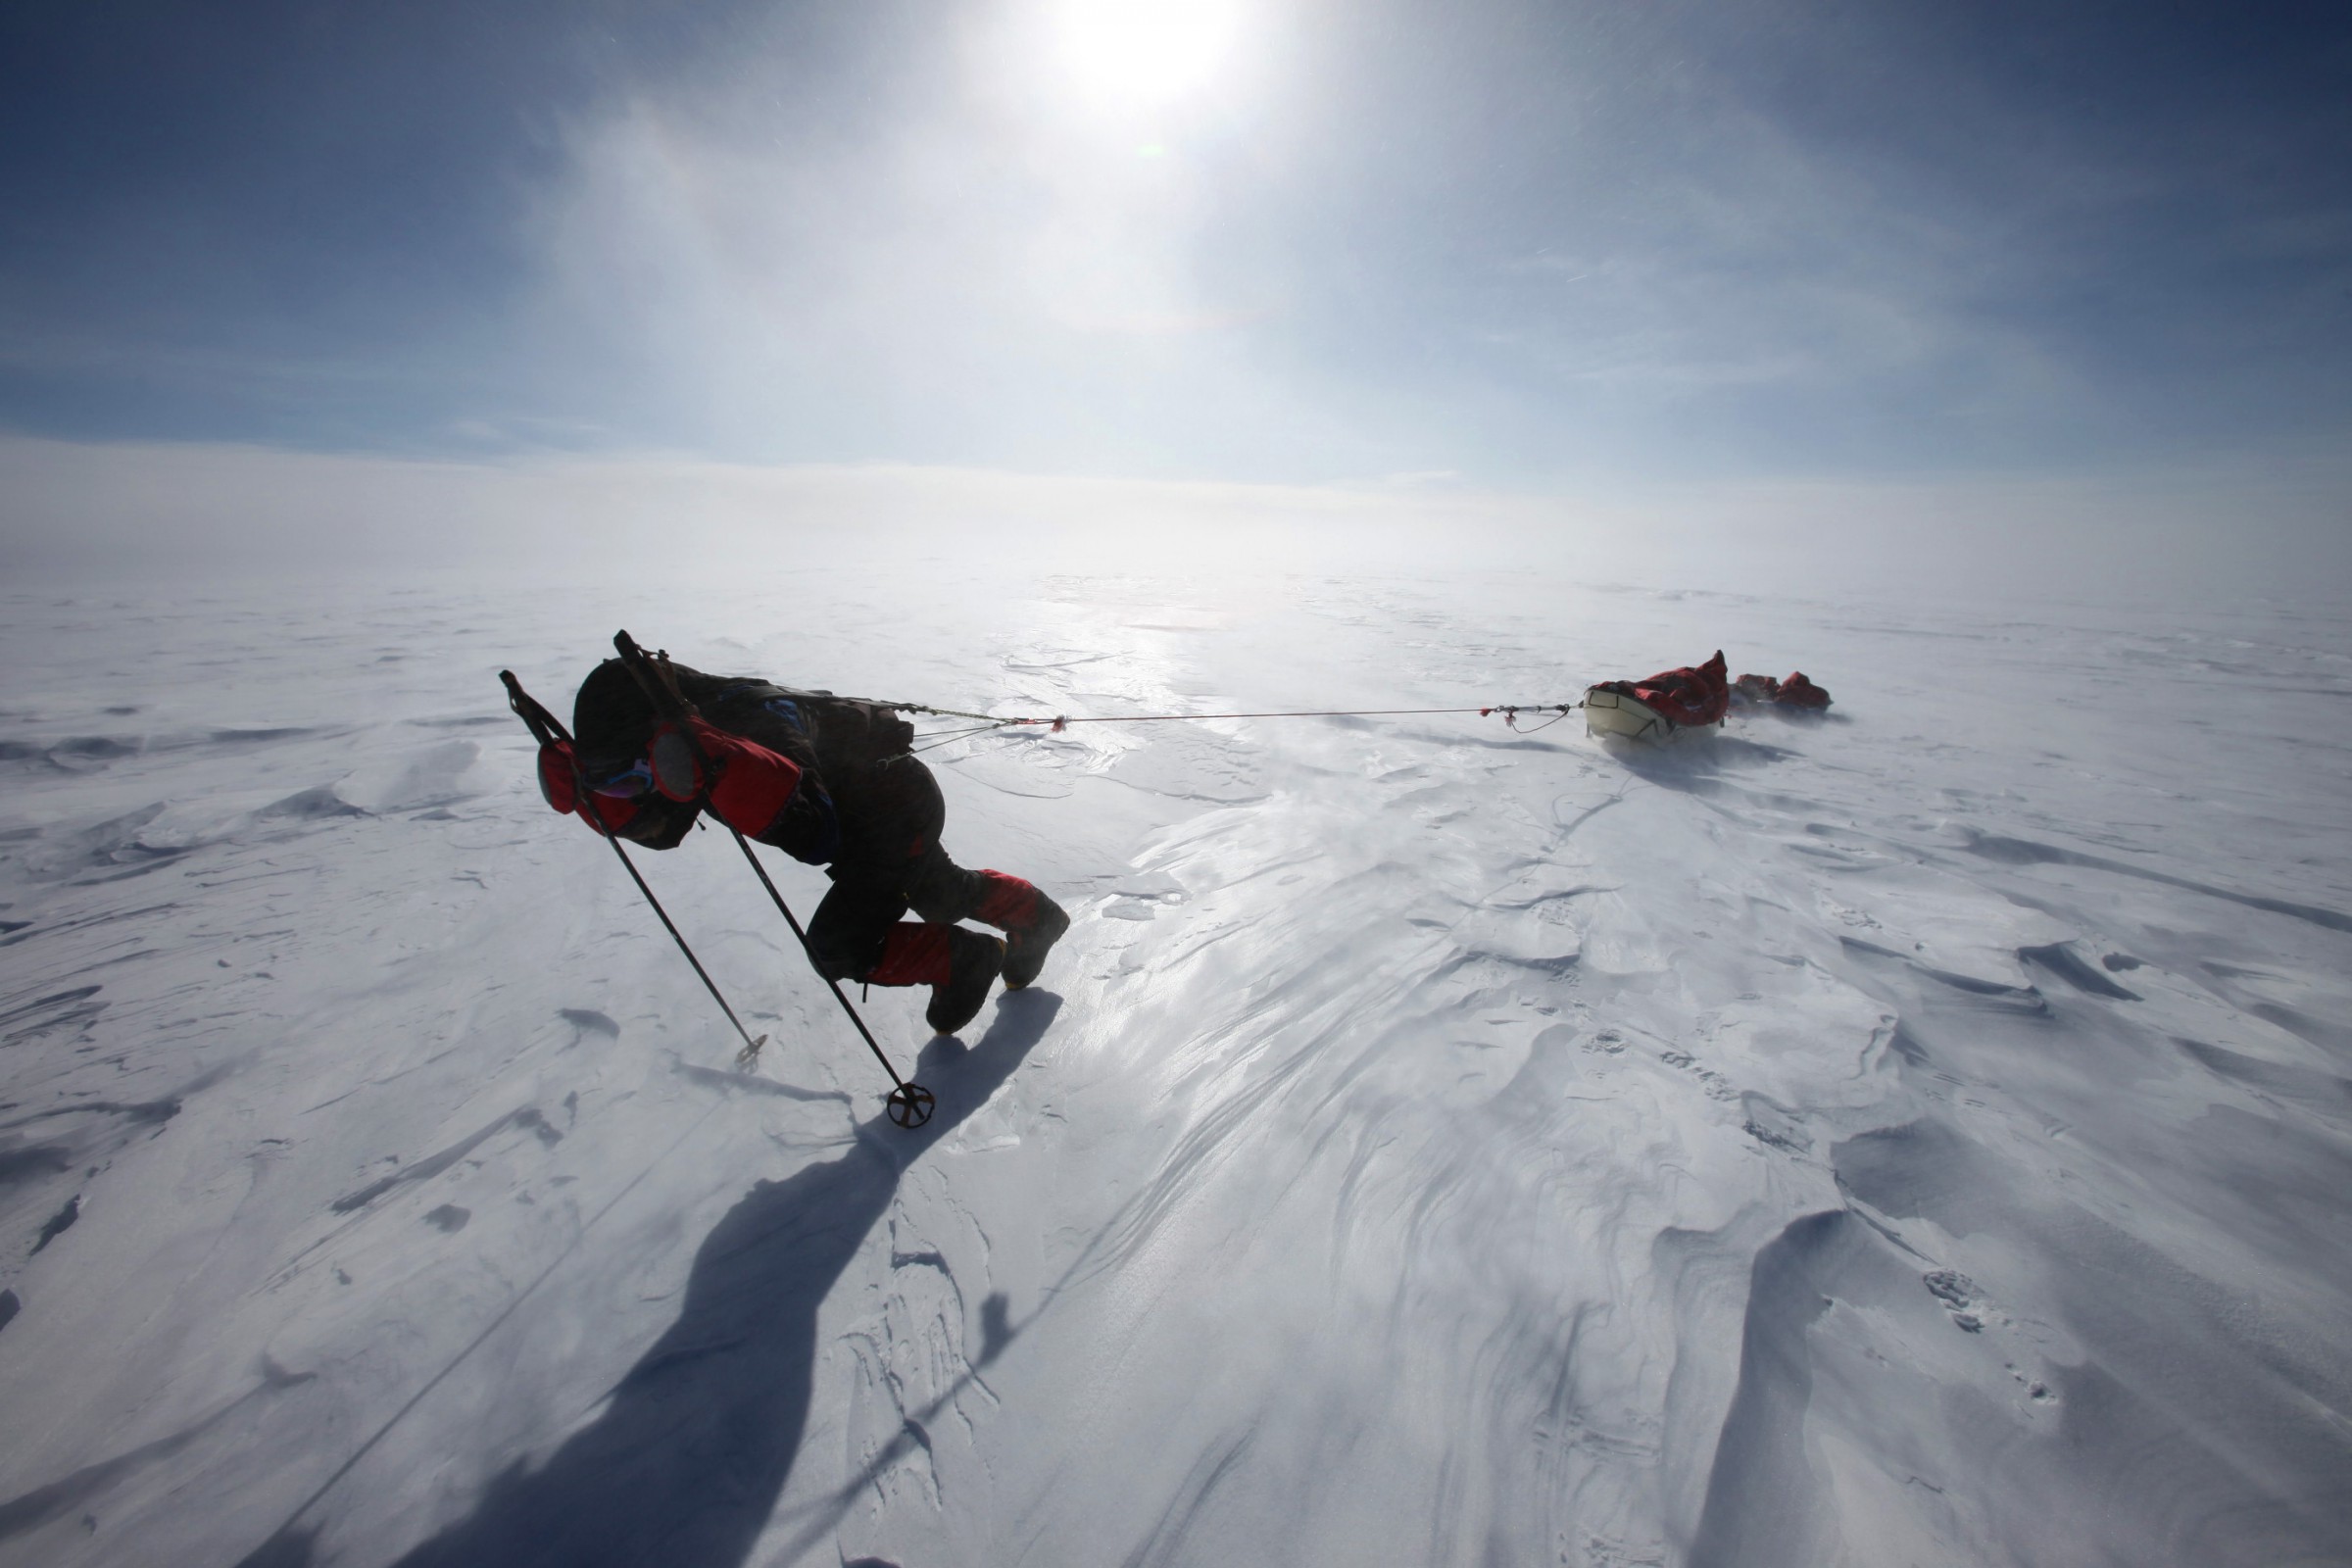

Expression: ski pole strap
xmin=613 ymin=629 xmax=697 ymax=718
xmin=501 ymin=669 xmax=570 ymax=748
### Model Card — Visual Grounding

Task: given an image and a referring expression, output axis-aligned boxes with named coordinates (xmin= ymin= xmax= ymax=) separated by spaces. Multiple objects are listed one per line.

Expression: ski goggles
xmin=584 ymin=757 xmax=656 ymax=800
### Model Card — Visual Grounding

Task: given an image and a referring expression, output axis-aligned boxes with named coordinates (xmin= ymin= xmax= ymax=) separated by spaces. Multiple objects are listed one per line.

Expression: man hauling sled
xmin=532 ymin=640 xmax=1069 ymax=1037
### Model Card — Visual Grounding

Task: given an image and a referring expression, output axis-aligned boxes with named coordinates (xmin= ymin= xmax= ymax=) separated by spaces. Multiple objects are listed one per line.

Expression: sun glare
xmin=1054 ymin=0 xmax=1243 ymax=107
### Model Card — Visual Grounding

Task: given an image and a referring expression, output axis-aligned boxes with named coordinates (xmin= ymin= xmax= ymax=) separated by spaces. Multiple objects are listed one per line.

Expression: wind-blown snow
xmin=1 ymin=562 xmax=2346 ymax=1567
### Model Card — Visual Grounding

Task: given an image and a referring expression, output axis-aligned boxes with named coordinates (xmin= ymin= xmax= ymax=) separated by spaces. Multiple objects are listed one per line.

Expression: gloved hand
xmin=646 ymin=719 xmax=807 ymax=839
xmin=534 ymin=739 xmax=653 ymax=838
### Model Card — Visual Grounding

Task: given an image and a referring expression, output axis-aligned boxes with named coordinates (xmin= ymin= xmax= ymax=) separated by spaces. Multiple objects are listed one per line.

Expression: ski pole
xmin=501 ymin=670 xmax=768 ymax=1067
xmin=723 ymin=828 xmax=935 ymax=1128
xmin=606 ymin=631 xmax=935 ymax=1128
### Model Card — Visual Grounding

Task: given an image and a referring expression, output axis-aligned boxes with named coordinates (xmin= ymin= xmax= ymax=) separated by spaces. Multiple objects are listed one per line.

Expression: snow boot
xmin=1002 ymin=892 xmax=1069 ymax=990
xmin=926 ymin=927 xmax=1004 ymax=1036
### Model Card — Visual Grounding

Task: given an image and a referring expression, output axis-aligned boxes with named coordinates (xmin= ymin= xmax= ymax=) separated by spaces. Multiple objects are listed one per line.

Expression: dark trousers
xmin=804 ymin=756 xmax=996 ymax=981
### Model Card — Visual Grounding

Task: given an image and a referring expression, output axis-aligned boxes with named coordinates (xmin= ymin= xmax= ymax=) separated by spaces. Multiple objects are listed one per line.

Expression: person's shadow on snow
xmin=245 ymin=990 xmax=1057 ymax=1568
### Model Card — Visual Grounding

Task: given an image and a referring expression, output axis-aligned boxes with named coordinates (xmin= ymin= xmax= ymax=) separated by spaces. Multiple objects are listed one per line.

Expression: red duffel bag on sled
xmin=1734 ymin=670 xmax=1835 ymax=710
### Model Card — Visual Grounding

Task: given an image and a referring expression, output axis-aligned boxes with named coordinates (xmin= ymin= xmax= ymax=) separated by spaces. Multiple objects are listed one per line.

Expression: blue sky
xmin=2 ymin=0 xmax=2347 ymax=496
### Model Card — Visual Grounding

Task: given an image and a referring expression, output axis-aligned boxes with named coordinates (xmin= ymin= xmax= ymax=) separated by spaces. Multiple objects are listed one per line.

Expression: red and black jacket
xmin=545 ymin=660 xmax=910 ymax=860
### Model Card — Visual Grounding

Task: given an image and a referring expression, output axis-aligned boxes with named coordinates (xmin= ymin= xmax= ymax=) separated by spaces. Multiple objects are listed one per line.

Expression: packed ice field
xmin=1 ymin=554 xmax=2347 ymax=1568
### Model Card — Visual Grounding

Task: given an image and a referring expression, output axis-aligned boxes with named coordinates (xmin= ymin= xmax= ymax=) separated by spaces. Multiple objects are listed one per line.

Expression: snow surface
xmin=1 ymin=560 xmax=2348 ymax=1568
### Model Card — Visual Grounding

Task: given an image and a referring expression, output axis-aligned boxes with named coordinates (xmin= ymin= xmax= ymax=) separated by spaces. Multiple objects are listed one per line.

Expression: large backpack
xmin=570 ymin=659 xmax=916 ymax=864
xmin=692 ymin=678 xmax=916 ymax=779
xmin=577 ymin=659 xmax=915 ymax=778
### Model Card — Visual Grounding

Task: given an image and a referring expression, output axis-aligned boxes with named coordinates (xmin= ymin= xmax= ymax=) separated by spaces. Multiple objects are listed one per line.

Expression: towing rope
xmin=888 ymin=700 xmax=1585 ymax=753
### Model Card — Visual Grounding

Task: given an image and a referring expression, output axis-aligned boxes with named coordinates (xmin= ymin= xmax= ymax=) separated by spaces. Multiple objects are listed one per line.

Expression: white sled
xmin=1584 ymin=686 xmax=1717 ymax=743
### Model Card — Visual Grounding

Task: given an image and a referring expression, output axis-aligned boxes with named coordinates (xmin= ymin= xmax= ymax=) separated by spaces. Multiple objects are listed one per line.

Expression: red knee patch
xmin=973 ymin=870 xmax=1041 ymax=930
xmin=866 ymin=923 xmax=954 ymax=987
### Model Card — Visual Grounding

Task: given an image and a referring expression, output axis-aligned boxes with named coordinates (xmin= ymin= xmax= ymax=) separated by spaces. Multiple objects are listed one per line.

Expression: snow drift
xmin=0 ymin=562 xmax=2346 ymax=1567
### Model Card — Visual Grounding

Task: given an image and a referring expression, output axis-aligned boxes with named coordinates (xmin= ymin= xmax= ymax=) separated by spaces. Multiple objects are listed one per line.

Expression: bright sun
xmin=1054 ymin=0 xmax=1244 ymax=107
